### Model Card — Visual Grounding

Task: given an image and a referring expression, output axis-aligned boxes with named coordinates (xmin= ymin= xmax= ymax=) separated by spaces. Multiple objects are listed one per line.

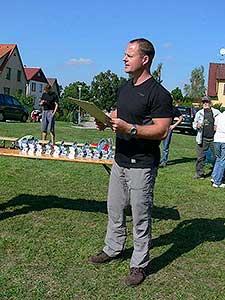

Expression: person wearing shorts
xmin=39 ymin=84 xmax=58 ymax=144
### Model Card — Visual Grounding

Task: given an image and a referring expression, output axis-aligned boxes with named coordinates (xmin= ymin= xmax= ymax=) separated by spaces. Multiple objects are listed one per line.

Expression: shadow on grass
xmin=0 ymin=195 xmax=223 ymax=275
xmin=119 ymin=218 xmax=225 ymax=274
xmin=165 ymin=157 xmax=196 ymax=166
xmin=145 ymin=217 xmax=225 ymax=275
xmin=121 ymin=218 xmax=225 ymax=275
xmin=0 ymin=194 xmax=180 ymax=222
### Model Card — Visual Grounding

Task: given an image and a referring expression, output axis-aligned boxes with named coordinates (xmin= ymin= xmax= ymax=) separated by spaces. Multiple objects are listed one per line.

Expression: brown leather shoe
xmin=88 ymin=251 xmax=122 ymax=265
xmin=123 ymin=268 xmax=146 ymax=286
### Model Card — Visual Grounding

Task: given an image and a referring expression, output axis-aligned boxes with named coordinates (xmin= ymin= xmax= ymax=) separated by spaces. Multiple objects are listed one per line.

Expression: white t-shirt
xmin=214 ymin=111 xmax=225 ymax=143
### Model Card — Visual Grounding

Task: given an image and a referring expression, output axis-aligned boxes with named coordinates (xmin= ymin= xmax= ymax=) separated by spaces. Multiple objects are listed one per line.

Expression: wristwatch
xmin=129 ymin=124 xmax=137 ymax=137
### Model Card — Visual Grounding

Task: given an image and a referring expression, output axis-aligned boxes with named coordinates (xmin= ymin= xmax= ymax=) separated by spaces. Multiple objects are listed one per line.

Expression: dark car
xmin=0 ymin=94 xmax=29 ymax=122
xmin=173 ymin=106 xmax=197 ymax=134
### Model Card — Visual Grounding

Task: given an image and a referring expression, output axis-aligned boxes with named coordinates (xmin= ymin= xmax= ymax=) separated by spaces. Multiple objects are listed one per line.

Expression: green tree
xmin=61 ymin=81 xmax=90 ymax=110
xmin=90 ymin=70 xmax=127 ymax=112
xmin=58 ymin=84 xmax=63 ymax=97
xmin=13 ymin=91 xmax=35 ymax=113
xmin=60 ymin=82 xmax=91 ymax=122
xmin=152 ymin=63 xmax=163 ymax=83
xmin=184 ymin=66 xmax=206 ymax=99
xmin=171 ymin=87 xmax=183 ymax=103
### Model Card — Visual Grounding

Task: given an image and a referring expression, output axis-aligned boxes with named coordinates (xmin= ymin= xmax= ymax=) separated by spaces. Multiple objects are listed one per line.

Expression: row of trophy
xmin=17 ymin=137 xmax=114 ymax=160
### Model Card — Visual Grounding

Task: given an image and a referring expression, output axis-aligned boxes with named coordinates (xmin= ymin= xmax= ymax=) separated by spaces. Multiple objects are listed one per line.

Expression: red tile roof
xmin=24 ymin=67 xmax=41 ymax=80
xmin=208 ymin=63 xmax=225 ymax=97
xmin=0 ymin=44 xmax=17 ymax=72
xmin=0 ymin=44 xmax=16 ymax=58
xmin=47 ymin=78 xmax=57 ymax=86
xmin=24 ymin=67 xmax=48 ymax=83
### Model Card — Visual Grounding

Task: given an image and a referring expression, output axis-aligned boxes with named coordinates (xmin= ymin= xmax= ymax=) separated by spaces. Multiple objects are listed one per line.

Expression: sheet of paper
xmin=68 ymin=97 xmax=112 ymax=125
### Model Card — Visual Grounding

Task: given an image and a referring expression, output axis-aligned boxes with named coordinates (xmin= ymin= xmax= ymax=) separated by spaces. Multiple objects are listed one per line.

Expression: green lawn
xmin=0 ymin=121 xmax=224 ymax=300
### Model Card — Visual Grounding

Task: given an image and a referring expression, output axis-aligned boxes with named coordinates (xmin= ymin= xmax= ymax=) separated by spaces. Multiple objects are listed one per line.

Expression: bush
xmin=13 ymin=92 xmax=34 ymax=113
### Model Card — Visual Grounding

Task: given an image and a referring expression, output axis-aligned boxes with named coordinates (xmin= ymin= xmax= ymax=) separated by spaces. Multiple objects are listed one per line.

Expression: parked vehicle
xmin=0 ymin=94 xmax=29 ymax=122
xmin=173 ymin=106 xmax=197 ymax=134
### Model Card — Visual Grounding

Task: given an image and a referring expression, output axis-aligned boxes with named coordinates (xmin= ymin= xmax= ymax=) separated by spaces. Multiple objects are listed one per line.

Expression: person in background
xmin=159 ymin=102 xmax=183 ymax=167
xmin=192 ymin=96 xmax=220 ymax=179
xmin=88 ymin=38 xmax=172 ymax=286
xmin=211 ymin=110 xmax=225 ymax=188
xmin=39 ymin=84 xmax=58 ymax=145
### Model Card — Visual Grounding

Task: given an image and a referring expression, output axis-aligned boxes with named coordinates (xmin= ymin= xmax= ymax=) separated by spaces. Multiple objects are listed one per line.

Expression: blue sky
xmin=1 ymin=0 xmax=224 ymax=92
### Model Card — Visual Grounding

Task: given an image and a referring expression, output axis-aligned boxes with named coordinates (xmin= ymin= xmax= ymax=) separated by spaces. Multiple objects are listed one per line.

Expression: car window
xmin=177 ymin=107 xmax=189 ymax=114
xmin=4 ymin=95 xmax=13 ymax=105
xmin=12 ymin=97 xmax=22 ymax=106
xmin=0 ymin=94 xmax=4 ymax=105
xmin=192 ymin=108 xmax=197 ymax=115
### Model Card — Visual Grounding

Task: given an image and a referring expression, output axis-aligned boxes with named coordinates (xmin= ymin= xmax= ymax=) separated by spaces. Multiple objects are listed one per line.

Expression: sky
xmin=1 ymin=0 xmax=224 ymax=92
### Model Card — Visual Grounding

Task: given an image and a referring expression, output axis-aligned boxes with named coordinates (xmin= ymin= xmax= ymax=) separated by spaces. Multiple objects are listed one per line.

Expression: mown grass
xmin=0 ymin=121 xmax=224 ymax=300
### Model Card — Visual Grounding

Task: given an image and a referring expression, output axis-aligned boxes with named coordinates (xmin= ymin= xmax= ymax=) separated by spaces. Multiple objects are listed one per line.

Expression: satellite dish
xmin=220 ymin=48 xmax=225 ymax=55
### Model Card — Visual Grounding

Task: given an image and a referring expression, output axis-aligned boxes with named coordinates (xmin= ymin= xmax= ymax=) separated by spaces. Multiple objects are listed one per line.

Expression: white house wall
xmin=218 ymin=81 xmax=225 ymax=106
xmin=26 ymin=80 xmax=47 ymax=109
xmin=0 ymin=47 xmax=27 ymax=95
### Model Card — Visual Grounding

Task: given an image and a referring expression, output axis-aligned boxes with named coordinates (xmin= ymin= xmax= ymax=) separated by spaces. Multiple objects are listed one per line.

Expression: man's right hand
xmin=95 ymin=119 xmax=107 ymax=131
xmin=39 ymin=100 xmax=45 ymax=106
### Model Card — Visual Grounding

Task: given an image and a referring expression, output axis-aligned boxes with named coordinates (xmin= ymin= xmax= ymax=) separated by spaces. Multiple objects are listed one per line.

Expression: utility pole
xmin=78 ymin=85 xmax=82 ymax=124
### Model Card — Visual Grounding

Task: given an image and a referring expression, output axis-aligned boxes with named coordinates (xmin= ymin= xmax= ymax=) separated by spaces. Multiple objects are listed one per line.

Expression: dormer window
xmin=17 ymin=70 xmax=21 ymax=81
xmin=6 ymin=67 xmax=11 ymax=80
xmin=31 ymin=82 xmax=36 ymax=92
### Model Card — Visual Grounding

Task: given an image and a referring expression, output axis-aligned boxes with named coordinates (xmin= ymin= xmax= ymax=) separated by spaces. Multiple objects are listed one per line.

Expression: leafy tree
xmin=212 ymin=103 xmax=224 ymax=112
xmin=58 ymin=84 xmax=63 ymax=97
xmin=180 ymin=96 xmax=193 ymax=107
xmin=59 ymin=81 xmax=91 ymax=122
xmin=152 ymin=63 xmax=163 ymax=83
xmin=171 ymin=87 xmax=183 ymax=103
xmin=184 ymin=66 xmax=206 ymax=99
xmin=90 ymin=70 xmax=127 ymax=112
xmin=61 ymin=81 xmax=91 ymax=111
xmin=13 ymin=91 xmax=34 ymax=113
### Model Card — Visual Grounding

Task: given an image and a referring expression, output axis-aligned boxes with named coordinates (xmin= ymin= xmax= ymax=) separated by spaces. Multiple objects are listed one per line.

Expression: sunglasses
xmin=202 ymin=101 xmax=210 ymax=104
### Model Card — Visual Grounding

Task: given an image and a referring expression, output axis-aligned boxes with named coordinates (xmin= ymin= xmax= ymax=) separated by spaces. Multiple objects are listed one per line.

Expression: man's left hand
xmin=170 ymin=124 xmax=176 ymax=130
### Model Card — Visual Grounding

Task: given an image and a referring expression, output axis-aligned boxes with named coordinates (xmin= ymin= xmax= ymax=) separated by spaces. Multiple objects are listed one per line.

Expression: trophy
xmin=83 ymin=143 xmax=93 ymax=159
xmin=93 ymin=148 xmax=101 ymax=159
xmin=53 ymin=145 xmax=60 ymax=157
xmin=27 ymin=137 xmax=36 ymax=155
xmin=93 ymin=138 xmax=108 ymax=159
xmin=107 ymin=138 xmax=114 ymax=159
xmin=36 ymin=143 xmax=42 ymax=156
xmin=77 ymin=146 xmax=83 ymax=158
xmin=45 ymin=142 xmax=52 ymax=155
xmin=68 ymin=142 xmax=77 ymax=159
xmin=21 ymin=138 xmax=28 ymax=154
xmin=59 ymin=142 xmax=67 ymax=157
xmin=28 ymin=143 xmax=35 ymax=156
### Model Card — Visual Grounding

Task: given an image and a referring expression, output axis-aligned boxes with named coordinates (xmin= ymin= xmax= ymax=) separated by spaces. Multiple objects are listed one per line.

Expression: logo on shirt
xmin=137 ymin=92 xmax=145 ymax=97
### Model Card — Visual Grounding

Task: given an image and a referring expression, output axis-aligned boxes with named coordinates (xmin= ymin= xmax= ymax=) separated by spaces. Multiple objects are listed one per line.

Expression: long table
xmin=0 ymin=148 xmax=113 ymax=173
xmin=0 ymin=136 xmax=18 ymax=148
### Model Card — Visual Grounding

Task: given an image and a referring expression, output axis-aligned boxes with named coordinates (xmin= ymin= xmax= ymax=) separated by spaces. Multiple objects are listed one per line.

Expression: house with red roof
xmin=24 ymin=67 xmax=48 ymax=109
xmin=47 ymin=78 xmax=60 ymax=98
xmin=207 ymin=63 xmax=225 ymax=107
xmin=0 ymin=44 xmax=27 ymax=95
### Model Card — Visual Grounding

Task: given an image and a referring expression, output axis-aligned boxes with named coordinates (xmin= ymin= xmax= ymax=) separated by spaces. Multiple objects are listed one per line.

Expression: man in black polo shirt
xmin=39 ymin=84 xmax=58 ymax=144
xmin=89 ymin=38 xmax=173 ymax=286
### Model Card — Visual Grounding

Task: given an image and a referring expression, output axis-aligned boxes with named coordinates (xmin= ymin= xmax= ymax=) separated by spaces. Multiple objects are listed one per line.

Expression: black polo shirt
xmin=115 ymin=77 xmax=173 ymax=168
xmin=41 ymin=92 xmax=58 ymax=111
